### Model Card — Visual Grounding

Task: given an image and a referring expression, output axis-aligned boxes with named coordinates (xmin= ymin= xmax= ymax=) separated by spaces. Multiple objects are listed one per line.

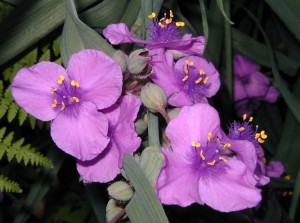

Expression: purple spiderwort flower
xmin=150 ymin=51 xmax=220 ymax=107
xmin=266 ymin=161 xmax=285 ymax=178
xmin=103 ymin=10 xmax=205 ymax=56
xmin=77 ymin=95 xmax=141 ymax=183
xmin=157 ymin=104 xmax=261 ymax=212
xmin=234 ymin=54 xmax=279 ymax=117
xmin=11 ymin=50 xmax=123 ymax=161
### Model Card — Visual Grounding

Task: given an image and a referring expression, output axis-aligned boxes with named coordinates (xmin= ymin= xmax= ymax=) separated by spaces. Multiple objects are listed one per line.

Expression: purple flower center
xmin=147 ymin=10 xmax=183 ymax=43
xmin=175 ymin=59 xmax=211 ymax=103
xmin=50 ymin=75 xmax=82 ymax=116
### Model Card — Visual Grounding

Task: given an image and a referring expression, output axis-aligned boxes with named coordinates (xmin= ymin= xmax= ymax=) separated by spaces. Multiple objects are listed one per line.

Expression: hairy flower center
xmin=147 ymin=10 xmax=184 ymax=43
xmin=50 ymin=75 xmax=81 ymax=112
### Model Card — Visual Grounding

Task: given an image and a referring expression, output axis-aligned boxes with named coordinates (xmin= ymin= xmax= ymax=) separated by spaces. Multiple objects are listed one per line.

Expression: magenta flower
xmin=157 ymin=104 xmax=261 ymax=212
xmin=234 ymin=54 xmax=279 ymax=116
xmin=77 ymin=95 xmax=141 ymax=183
xmin=266 ymin=161 xmax=285 ymax=178
xmin=11 ymin=50 xmax=123 ymax=161
xmin=103 ymin=11 xmax=205 ymax=56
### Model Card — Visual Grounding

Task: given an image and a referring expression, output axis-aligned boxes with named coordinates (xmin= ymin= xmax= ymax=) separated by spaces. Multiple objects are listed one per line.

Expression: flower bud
xmin=106 ymin=199 xmax=124 ymax=222
xmin=166 ymin=49 xmax=188 ymax=59
xmin=128 ymin=49 xmax=150 ymax=74
xmin=140 ymin=83 xmax=167 ymax=113
xmin=113 ymin=50 xmax=128 ymax=73
xmin=107 ymin=181 xmax=134 ymax=202
xmin=167 ymin=108 xmax=181 ymax=119
xmin=135 ymin=118 xmax=147 ymax=135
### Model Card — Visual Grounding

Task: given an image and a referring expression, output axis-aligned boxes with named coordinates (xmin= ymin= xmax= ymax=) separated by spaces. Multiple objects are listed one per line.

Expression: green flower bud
xmin=128 ymin=49 xmax=150 ymax=74
xmin=106 ymin=199 xmax=124 ymax=222
xmin=107 ymin=181 xmax=134 ymax=202
xmin=140 ymin=83 xmax=167 ymax=113
xmin=113 ymin=50 xmax=128 ymax=73
xmin=135 ymin=118 xmax=147 ymax=135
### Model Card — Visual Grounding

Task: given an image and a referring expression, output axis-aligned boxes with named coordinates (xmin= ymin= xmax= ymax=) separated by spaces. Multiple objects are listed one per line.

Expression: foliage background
xmin=0 ymin=0 xmax=299 ymax=222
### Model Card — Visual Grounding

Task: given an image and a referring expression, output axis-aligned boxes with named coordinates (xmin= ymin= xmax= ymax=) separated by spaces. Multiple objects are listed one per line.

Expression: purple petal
xmin=77 ymin=141 xmax=120 ymax=183
xmin=264 ymin=86 xmax=279 ymax=103
xmin=266 ymin=161 xmax=285 ymax=178
xmin=198 ymin=159 xmax=261 ymax=212
xmin=244 ymin=71 xmax=270 ymax=98
xmin=103 ymin=23 xmax=148 ymax=45
xmin=168 ymin=91 xmax=194 ymax=107
xmin=157 ymin=148 xmax=202 ymax=207
xmin=11 ymin=62 xmax=66 ymax=121
xmin=233 ymin=54 xmax=258 ymax=76
xmin=67 ymin=49 xmax=123 ymax=110
xmin=50 ymin=101 xmax=110 ymax=161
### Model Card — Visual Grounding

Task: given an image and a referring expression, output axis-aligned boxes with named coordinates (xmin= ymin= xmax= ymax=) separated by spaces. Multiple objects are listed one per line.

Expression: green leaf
xmin=60 ymin=0 xmax=115 ymax=66
xmin=199 ymin=0 xmax=209 ymax=47
xmin=265 ymin=0 xmax=300 ymax=42
xmin=18 ymin=108 xmax=28 ymax=126
xmin=0 ymin=175 xmax=22 ymax=193
xmin=123 ymin=154 xmax=169 ymax=223
xmin=120 ymin=0 xmax=141 ymax=27
xmin=216 ymin=0 xmax=234 ymax=24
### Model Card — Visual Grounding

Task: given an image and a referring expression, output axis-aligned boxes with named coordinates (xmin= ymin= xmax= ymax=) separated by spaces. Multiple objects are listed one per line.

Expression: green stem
xmin=289 ymin=167 xmax=300 ymax=220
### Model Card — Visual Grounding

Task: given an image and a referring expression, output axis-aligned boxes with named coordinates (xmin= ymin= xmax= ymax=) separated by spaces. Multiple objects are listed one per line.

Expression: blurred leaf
xmin=216 ymin=0 xmax=234 ymax=25
xmin=289 ymin=166 xmax=300 ymax=219
xmin=199 ymin=0 xmax=208 ymax=47
xmin=265 ymin=0 xmax=300 ymax=42
xmin=60 ymin=0 xmax=115 ymax=66
xmin=123 ymin=154 xmax=169 ymax=223
xmin=264 ymin=197 xmax=281 ymax=223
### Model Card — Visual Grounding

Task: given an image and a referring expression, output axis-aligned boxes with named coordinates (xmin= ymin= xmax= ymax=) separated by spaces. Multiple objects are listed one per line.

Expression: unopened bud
xmin=128 ymin=49 xmax=150 ymax=74
xmin=106 ymin=199 xmax=124 ymax=222
xmin=140 ymin=83 xmax=167 ymax=113
xmin=107 ymin=181 xmax=134 ymax=201
xmin=166 ymin=49 xmax=188 ymax=59
xmin=167 ymin=108 xmax=181 ymax=119
xmin=135 ymin=118 xmax=147 ymax=135
xmin=113 ymin=50 xmax=128 ymax=73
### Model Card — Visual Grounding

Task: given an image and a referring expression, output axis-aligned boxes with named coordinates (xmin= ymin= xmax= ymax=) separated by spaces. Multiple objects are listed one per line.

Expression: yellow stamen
xmin=238 ymin=127 xmax=245 ymax=132
xmin=186 ymin=60 xmax=194 ymax=66
xmin=165 ymin=18 xmax=172 ymax=24
xmin=243 ymin=114 xmax=247 ymax=121
xmin=203 ymin=76 xmax=209 ymax=84
xmin=72 ymin=96 xmax=80 ymax=103
xmin=61 ymin=102 xmax=65 ymax=110
xmin=170 ymin=10 xmax=174 ymax=18
xmin=199 ymin=69 xmax=205 ymax=75
xmin=219 ymin=156 xmax=228 ymax=163
xmin=57 ymin=75 xmax=65 ymax=84
xmin=191 ymin=141 xmax=201 ymax=147
xmin=207 ymin=160 xmax=216 ymax=166
xmin=258 ymin=138 xmax=265 ymax=143
xmin=50 ymin=88 xmax=57 ymax=94
xmin=71 ymin=80 xmax=80 ymax=87
xmin=260 ymin=130 xmax=267 ymax=139
xmin=207 ymin=132 xmax=212 ymax=141
xmin=195 ymin=77 xmax=202 ymax=84
xmin=255 ymin=133 xmax=260 ymax=139
xmin=160 ymin=17 xmax=165 ymax=21
xmin=283 ymin=191 xmax=288 ymax=197
xmin=51 ymin=99 xmax=57 ymax=108
xmin=249 ymin=116 xmax=253 ymax=122
xmin=223 ymin=143 xmax=231 ymax=149
xmin=284 ymin=175 xmax=291 ymax=181
xmin=148 ymin=12 xmax=156 ymax=19
xmin=200 ymin=150 xmax=206 ymax=160
xmin=288 ymin=191 xmax=293 ymax=196
xmin=175 ymin=21 xmax=185 ymax=27
xmin=158 ymin=22 xmax=165 ymax=28
xmin=184 ymin=65 xmax=189 ymax=74
xmin=182 ymin=75 xmax=189 ymax=81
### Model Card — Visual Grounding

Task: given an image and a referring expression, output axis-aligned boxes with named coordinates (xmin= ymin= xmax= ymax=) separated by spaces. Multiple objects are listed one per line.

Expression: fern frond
xmin=39 ymin=49 xmax=51 ymax=62
xmin=0 ymin=175 xmax=22 ymax=193
xmin=0 ymin=127 xmax=53 ymax=168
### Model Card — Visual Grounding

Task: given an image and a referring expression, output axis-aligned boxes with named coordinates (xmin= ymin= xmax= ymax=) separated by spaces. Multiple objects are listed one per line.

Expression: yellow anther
xmin=165 ymin=18 xmax=172 ymax=24
xmin=203 ymin=76 xmax=209 ymax=84
xmin=182 ymin=75 xmax=189 ymax=82
xmin=148 ymin=12 xmax=156 ymax=19
xmin=175 ymin=21 xmax=185 ymax=27
xmin=288 ymin=191 xmax=293 ymax=196
xmin=50 ymin=88 xmax=57 ymax=94
xmin=207 ymin=132 xmax=212 ymax=141
xmin=238 ymin=127 xmax=245 ymax=132
xmin=71 ymin=80 xmax=80 ymax=87
xmin=284 ymin=175 xmax=291 ymax=181
xmin=170 ymin=10 xmax=174 ymax=18
xmin=223 ymin=143 xmax=231 ymax=149
xmin=57 ymin=75 xmax=65 ymax=84
xmin=219 ymin=156 xmax=228 ymax=163
xmin=260 ymin=130 xmax=267 ymax=139
xmin=283 ymin=191 xmax=288 ymax=197
xmin=184 ymin=65 xmax=189 ymax=74
xmin=199 ymin=69 xmax=205 ymax=75
xmin=263 ymin=158 xmax=267 ymax=164
xmin=207 ymin=160 xmax=216 ymax=166
xmin=61 ymin=102 xmax=65 ymax=110
xmin=158 ymin=22 xmax=165 ymax=28
xmin=72 ymin=96 xmax=80 ymax=103
xmin=192 ymin=141 xmax=201 ymax=147
xmin=243 ymin=114 xmax=247 ymax=121
xmin=51 ymin=99 xmax=57 ymax=108
xmin=195 ymin=77 xmax=202 ymax=84
xmin=255 ymin=133 xmax=260 ymax=139
xmin=160 ymin=17 xmax=165 ymax=21
xmin=200 ymin=150 xmax=206 ymax=160
xmin=249 ymin=116 xmax=253 ymax=122
xmin=258 ymin=138 xmax=265 ymax=143
xmin=186 ymin=60 xmax=194 ymax=66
